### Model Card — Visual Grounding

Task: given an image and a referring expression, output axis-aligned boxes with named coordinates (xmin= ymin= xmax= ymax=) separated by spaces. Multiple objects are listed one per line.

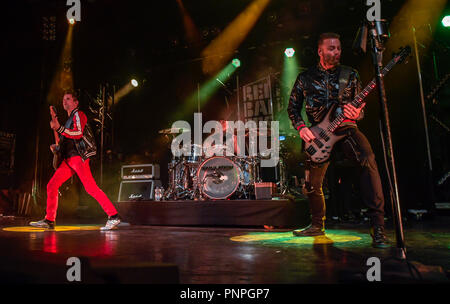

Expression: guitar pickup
xmin=313 ymin=139 xmax=324 ymax=148
xmin=306 ymin=146 xmax=317 ymax=155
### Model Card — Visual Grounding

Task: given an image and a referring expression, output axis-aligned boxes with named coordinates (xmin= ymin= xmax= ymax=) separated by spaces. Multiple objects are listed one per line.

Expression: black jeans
xmin=303 ymin=127 xmax=385 ymax=227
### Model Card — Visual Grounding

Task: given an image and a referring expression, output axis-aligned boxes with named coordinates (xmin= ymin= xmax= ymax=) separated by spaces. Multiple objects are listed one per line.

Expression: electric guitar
xmin=49 ymin=106 xmax=62 ymax=170
xmin=304 ymin=46 xmax=411 ymax=163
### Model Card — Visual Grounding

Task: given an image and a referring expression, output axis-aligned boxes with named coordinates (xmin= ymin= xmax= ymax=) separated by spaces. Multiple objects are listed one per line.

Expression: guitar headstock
xmin=49 ymin=106 xmax=58 ymax=120
xmin=393 ymin=46 xmax=412 ymax=65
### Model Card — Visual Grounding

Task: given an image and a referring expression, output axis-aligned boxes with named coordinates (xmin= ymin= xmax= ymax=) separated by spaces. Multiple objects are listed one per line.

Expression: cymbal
xmin=158 ymin=127 xmax=190 ymax=134
xmin=244 ymin=129 xmax=272 ymax=136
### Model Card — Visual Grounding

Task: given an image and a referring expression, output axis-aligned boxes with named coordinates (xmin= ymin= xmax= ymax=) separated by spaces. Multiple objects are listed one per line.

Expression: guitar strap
xmin=338 ymin=65 xmax=352 ymax=103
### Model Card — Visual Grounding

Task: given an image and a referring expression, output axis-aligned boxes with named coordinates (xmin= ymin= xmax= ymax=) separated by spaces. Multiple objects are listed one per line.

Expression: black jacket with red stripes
xmin=56 ymin=108 xmax=97 ymax=161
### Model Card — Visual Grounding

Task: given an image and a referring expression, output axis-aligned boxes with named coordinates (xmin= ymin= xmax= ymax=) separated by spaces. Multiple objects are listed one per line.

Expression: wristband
xmin=297 ymin=124 xmax=306 ymax=131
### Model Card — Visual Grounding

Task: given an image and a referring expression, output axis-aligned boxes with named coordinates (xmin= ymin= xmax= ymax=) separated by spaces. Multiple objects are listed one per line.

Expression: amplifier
xmin=121 ymin=164 xmax=160 ymax=180
xmin=118 ymin=180 xmax=162 ymax=202
xmin=254 ymin=182 xmax=277 ymax=200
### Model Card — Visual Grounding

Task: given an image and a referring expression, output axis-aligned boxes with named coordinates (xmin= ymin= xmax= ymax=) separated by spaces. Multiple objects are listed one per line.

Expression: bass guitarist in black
xmin=287 ymin=32 xmax=389 ymax=248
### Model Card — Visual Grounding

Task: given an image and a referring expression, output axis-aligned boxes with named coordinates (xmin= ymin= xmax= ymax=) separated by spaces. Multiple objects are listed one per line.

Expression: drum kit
xmin=159 ymin=128 xmax=263 ymax=200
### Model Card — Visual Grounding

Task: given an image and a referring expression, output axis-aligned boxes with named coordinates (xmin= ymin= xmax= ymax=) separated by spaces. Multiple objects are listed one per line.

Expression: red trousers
xmin=46 ymin=156 xmax=117 ymax=221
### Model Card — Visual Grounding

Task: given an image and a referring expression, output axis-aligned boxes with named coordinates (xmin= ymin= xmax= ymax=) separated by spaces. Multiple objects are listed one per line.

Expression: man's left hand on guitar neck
xmin=343 ymin=103 xmax=365 ymax=121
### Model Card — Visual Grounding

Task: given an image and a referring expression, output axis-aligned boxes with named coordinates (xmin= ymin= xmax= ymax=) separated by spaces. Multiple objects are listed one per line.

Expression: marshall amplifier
xmin=254 ymin=182 xmax=277 ymax=200
xmin=118 ymin=180 xmax=162 ymax=202
xmin=121 ymin=164 xmax=160 ymax=180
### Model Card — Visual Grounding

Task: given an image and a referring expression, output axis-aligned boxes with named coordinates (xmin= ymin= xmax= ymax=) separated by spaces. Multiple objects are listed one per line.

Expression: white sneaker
xmin=100 ymin=217 xmax=121 ymax=231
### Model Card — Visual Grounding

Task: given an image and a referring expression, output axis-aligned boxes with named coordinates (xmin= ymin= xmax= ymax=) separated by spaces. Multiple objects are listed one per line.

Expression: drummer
xmin=218 ymin=119 xmax=243 ymax=157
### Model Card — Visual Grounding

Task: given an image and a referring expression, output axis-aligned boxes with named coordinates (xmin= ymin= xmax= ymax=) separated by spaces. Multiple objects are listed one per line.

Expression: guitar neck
xmin=54 ymin=130 xmax=60 ymax=145
xmin=327 ymin=56 xmax=399 ymax=132
xmin=351 ymin=58 xmax=397 ymax=108
xmin=49 ymin=106 xmax=61 ymax=145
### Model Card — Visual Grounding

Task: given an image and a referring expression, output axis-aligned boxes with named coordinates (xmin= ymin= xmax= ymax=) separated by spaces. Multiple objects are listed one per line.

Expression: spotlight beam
xmin=172 ymin=62 xmax=238 ymax=121
xmin=176 ymin=0 xmax=201 ymax=45
xmin=46 ymin=23 xmax=74 ymax=105
xmin=201 ymin=0 xmax=271 ymax=75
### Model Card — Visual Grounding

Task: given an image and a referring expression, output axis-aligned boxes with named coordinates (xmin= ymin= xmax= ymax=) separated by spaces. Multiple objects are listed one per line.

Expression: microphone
xmin=370 ymin=20 xmax=390 ymax=51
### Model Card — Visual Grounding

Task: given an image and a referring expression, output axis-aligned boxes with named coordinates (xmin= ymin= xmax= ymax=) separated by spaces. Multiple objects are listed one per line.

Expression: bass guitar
xmin=304 ymin=46 xmax=411 ymax=163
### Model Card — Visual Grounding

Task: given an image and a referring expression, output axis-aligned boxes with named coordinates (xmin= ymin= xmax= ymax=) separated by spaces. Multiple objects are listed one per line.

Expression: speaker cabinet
xmin=118 ymin=180 xmax=162 ymax=202
xmin=254 ymin=182 xmax=276 ymax=200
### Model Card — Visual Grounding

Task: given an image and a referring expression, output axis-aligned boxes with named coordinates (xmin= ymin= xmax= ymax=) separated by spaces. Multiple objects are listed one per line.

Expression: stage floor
xmin=0 ymin=216 xmax=449 ymax=284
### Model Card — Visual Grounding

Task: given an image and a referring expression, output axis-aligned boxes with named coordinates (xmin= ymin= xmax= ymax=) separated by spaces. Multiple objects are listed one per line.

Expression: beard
xmin=324 ymin=53 xmax=340 ymax=67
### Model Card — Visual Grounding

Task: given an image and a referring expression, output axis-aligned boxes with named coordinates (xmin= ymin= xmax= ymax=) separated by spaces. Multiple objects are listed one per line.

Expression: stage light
xmin=232 ymin=58 xmax=241 ymax=68
xmin=131 ymin=79 xmax=139 ymax=87
xmin=442 ymin=15 xmax=450 ymax=27
xmin=68 ymin=18 xmax=75 ymax=25
xmin=284 ymin=48 xmax=295 ymax=57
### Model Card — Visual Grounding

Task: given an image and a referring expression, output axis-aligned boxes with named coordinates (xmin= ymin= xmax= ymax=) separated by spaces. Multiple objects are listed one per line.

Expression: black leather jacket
xmin=287 ymin=63 xmax=362 ymax=131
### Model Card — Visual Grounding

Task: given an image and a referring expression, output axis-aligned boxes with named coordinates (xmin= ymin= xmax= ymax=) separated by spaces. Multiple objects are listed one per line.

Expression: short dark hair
xmin=64 ymin=90 xmax=79 ymax=102
xmin=318 ymin=32 xmax=340 ymax=47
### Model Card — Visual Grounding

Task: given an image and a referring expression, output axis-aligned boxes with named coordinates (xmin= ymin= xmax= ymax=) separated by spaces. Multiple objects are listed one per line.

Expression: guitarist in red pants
xmin=287 ymin=33 xmax=389 ymax=248
xmin=30 ymin=92 xmax=121 ymax=230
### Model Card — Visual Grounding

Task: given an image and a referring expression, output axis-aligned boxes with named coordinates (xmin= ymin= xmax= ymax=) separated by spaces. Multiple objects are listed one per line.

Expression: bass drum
xmin=197 ymin=156 xmax=241 ymax=200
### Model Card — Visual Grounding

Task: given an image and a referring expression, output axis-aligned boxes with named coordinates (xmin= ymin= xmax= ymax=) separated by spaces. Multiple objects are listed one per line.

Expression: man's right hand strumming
xmin=299 ymin=127 xmax=316 ymax=143
xmin=50 ymin=144 xmax=58 ymax=153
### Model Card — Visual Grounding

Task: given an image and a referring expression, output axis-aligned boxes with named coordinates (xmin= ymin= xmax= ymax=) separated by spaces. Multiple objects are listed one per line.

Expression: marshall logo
xmin=131 ymin=169 xmax=144 ymax=174
xmin=129 ymin=194 xmax=143 ymax=199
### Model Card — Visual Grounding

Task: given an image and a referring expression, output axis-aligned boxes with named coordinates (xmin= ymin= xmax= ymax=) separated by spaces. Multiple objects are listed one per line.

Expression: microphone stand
xmin=368 ymin=21 xmax=406 ymax=260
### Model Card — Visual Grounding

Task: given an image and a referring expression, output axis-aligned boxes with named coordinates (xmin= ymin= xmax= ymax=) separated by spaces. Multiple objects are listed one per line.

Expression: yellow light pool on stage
xmin=131 ymin=79 xmax=139 ymax=87
xmin=3 ymin=226 xmax=101 ymax=232
xmin=230 ymin=231 xmax=363 ymax=246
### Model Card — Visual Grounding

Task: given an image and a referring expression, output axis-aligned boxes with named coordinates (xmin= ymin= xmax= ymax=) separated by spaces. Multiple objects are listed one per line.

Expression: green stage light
xmin=442 ymin=15 xmax=450 ymax=27
xmin=232 ymin=58 xmax=241 ymax=68
xmin=284 ymin=48 xmax=295 ymax=57
xmin=172 ymin=62 xmax=238 ymax=121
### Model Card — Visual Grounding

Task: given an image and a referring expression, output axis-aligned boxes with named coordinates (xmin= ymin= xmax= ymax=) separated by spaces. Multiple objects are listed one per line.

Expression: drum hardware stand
xmin=275 ymin=148 xmax=300 ymax=198
xmin=191 ymin=174 xmax=203 ymax=201
xmin=164 ymin=160 xmax=179 ymax=200
xmin=277 ymin=153 xmax=289 ymax=195
xmin=196 ymin=176 xmax=208 ymax=200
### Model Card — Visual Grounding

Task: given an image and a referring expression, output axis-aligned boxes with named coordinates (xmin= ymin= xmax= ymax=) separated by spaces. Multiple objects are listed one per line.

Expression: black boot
xmin=370 ymin=226 xmax=390 ymax=248
xmin=292 ymin=223 xmax=325 ymax=236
